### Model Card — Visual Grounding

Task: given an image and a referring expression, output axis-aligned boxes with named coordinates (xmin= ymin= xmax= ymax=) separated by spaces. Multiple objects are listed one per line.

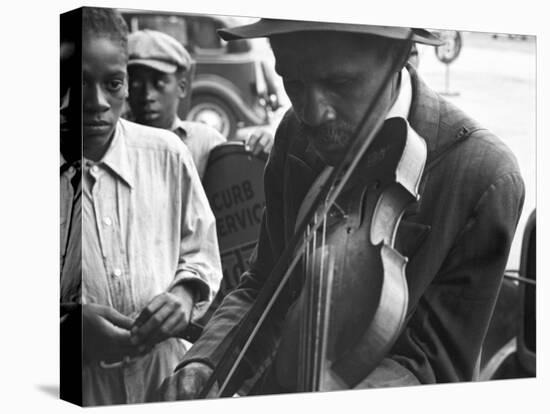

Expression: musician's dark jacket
xmin=178 ymin=65 xmax=525 ymax=390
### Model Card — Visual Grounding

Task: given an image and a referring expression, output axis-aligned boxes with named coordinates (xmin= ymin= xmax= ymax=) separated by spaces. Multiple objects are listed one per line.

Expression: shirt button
xmin=103 ymin=217 xmax=112 ymax=226
xmin=113 ymin=268 xmax=122 ymax=278
xmin=91 ymin=165 xmax=99 ymax=174
xmin=68 ymin=166 xmax=75 ymax=175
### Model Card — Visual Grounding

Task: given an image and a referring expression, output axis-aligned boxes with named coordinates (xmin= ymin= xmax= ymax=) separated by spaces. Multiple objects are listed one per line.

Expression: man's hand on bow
xmin=157 ymin=362 xmax=218 ymax=401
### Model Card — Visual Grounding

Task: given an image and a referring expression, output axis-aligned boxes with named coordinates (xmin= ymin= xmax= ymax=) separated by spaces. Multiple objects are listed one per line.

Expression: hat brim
xmin=127 ymin=58 xmax=178 ymax=74
xmin=218 ymin=19 xmax=444 ymax=46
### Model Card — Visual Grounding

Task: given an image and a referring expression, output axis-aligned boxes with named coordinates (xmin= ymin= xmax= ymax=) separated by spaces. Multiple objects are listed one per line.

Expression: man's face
xmin=271 ymin=32 xmax=399 ymax=165
xmin=82 ymin=34 xmax=127 ymax=154
xmin=127 ymin=66 xmax=183 ymax=130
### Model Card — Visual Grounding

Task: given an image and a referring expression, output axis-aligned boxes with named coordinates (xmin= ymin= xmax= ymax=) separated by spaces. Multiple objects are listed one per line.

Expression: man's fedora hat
xmin=218 ymin=18 xmax=444 ymax=46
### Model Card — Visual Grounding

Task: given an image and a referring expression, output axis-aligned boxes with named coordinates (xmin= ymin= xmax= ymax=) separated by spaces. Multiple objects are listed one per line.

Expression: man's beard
xmin=298 ymin=119 xmax=355 ymax=165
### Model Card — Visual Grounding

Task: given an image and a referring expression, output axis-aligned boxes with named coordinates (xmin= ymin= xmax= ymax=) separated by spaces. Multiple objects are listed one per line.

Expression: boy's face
xmin=127 ymin=66 xmax=184 ymax=130
xmin=82 ymin=34 xmax=127 ymax=154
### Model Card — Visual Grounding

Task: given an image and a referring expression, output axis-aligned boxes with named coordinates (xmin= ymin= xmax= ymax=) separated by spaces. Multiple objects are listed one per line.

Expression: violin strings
xmin=306 ymin=220 xmax=316 ymax=392
xmin=311 ymin=220 xmax=319 ymax=391
xmin=308 ymin=212 xmax=319 ymax=391
xmin=319 ymin=248 xmax=335 ymax=390
xmin=312 ymin=209 xmax=328 ymax=391
xmin=299 ymin=224 xmax=310 ymax=392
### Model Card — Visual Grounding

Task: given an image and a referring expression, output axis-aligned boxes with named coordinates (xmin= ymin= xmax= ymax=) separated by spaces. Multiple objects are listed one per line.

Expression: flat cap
xmin=128 ymin=29 xmax=192 ymax=74
xmin=218 ymin=18 xmax=443 ymax=46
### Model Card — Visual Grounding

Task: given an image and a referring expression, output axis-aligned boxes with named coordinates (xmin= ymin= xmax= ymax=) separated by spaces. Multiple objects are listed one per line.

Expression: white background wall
xmin=0 ymin=0 xmax=546 ymax=413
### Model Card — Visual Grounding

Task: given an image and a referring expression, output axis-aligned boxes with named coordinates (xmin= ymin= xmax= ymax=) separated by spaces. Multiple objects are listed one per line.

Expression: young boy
xmin=126 ymin=29 xmax=225 ymax=179
xmin=62 ymin=7 xmax=222 ymax=405
xmin=126 ymin=29 xmax=273 ymax=178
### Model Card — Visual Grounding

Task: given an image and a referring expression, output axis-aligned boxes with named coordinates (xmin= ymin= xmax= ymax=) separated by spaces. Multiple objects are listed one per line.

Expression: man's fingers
xmin=82 ymin=312 xmax=138 ymax=362
xmin=104 ymin=308 xmax=134 ymax=330
xmin=108 ymin=333 xmax=138 ymax=358
xmin=132 ymin=293 xmax=168 ymax=328
xmin=255 ymin=133 xmax=271 ymax=155
xmin=131 ymin=301 xmax=174 ymax=344
xmin=156 ymin=310 xmax=185 ymax=341
xmin=247 ymin=133 xmax=260 ymax=148
xmin=163 ymin=310 xmax=187 ymax=335
xmin=85 ymin=303 xmax=134 ymax=330
xmin=158 ymin=363 xmax=214 ymax=400
xmin=246 ymin=131 xmax=273 ymax=156
xmin=180 ymin=370 xmax=204 ymax=400
xmin=143 ymin=311 xmax=187 ymax=351
xmin=263 ymin=137 xmax=273 ymax=154
xmin=97 ymin=317 xmax=134 ymax=349
xmin=159 ymin=373 xmax=195 ymax=401
xmin=109 ymin=323 xmax=133 ymax=344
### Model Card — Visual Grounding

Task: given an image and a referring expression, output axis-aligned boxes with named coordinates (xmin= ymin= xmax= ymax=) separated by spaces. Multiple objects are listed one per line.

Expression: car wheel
xmin=187 ymin=95 xmax=237 ymax=139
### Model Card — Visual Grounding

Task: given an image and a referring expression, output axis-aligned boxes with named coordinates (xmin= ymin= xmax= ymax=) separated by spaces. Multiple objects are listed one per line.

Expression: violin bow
xmin=200 ymin=29 xmax=415 ymax=398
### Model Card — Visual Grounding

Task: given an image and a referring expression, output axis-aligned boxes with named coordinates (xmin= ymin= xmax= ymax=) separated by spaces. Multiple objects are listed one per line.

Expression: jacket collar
xmin=406 ymin=64 xmax=441 ymax=157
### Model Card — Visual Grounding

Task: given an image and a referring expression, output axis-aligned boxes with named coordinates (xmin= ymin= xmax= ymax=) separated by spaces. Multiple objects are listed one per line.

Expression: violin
xmin=198 ymin=31 xmax=421 ymax=397
xmin=275 ymin=117 xmax=427 ymax=391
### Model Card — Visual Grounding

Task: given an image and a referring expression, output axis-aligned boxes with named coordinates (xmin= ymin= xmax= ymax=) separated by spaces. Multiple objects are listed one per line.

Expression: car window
xmin=129 ymin=15 xmax=189 ymax=47
xmin=187 ymin=17 xmax=225 ymax=50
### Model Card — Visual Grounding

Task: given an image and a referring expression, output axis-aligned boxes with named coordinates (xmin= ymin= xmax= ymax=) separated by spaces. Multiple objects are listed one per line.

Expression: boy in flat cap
xmin=160 ymin=19 xmax=524 ymax=397
xmin=127 ymin=29 xmax=274 ymax=178
xmin=126 ymin=29 xmax=224 ymax=179
xmin=61 ymin=8 xmax=222 ymax=405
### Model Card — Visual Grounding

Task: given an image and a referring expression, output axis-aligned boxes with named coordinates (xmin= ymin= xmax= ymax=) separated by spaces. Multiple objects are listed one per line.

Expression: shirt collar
xmin=171 ymin=116 xmax=188 ymax=139
xmin=385 ymin=68 xmax=412 ymax=120
xmin=99 ymin=120 xmax=134 ymax=188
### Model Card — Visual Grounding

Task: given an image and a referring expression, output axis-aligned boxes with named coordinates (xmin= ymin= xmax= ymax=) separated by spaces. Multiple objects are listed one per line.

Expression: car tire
xmin=187 ymin=94 xmax=238 ymax=139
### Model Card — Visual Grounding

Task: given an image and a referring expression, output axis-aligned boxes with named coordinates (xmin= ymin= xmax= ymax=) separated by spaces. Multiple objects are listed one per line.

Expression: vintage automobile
xmin=480 ymin=209 xmax=536 ymax=381
xmin=120 ymin=10 xmax=282 ymax=139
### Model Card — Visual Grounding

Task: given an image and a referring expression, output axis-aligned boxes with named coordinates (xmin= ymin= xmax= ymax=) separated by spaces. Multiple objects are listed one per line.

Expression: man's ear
xmin=178 ymin=77 xmax=189 ymax=100
xmin=396 ymin=40 xmax=414 ymax=71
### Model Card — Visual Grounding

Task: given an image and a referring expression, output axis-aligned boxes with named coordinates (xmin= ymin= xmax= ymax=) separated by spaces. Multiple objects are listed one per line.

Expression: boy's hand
xmin=130 ymin=285 xmax=194 ymax=352
xmin=82 ymin=304 xmax=137 ymax=363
